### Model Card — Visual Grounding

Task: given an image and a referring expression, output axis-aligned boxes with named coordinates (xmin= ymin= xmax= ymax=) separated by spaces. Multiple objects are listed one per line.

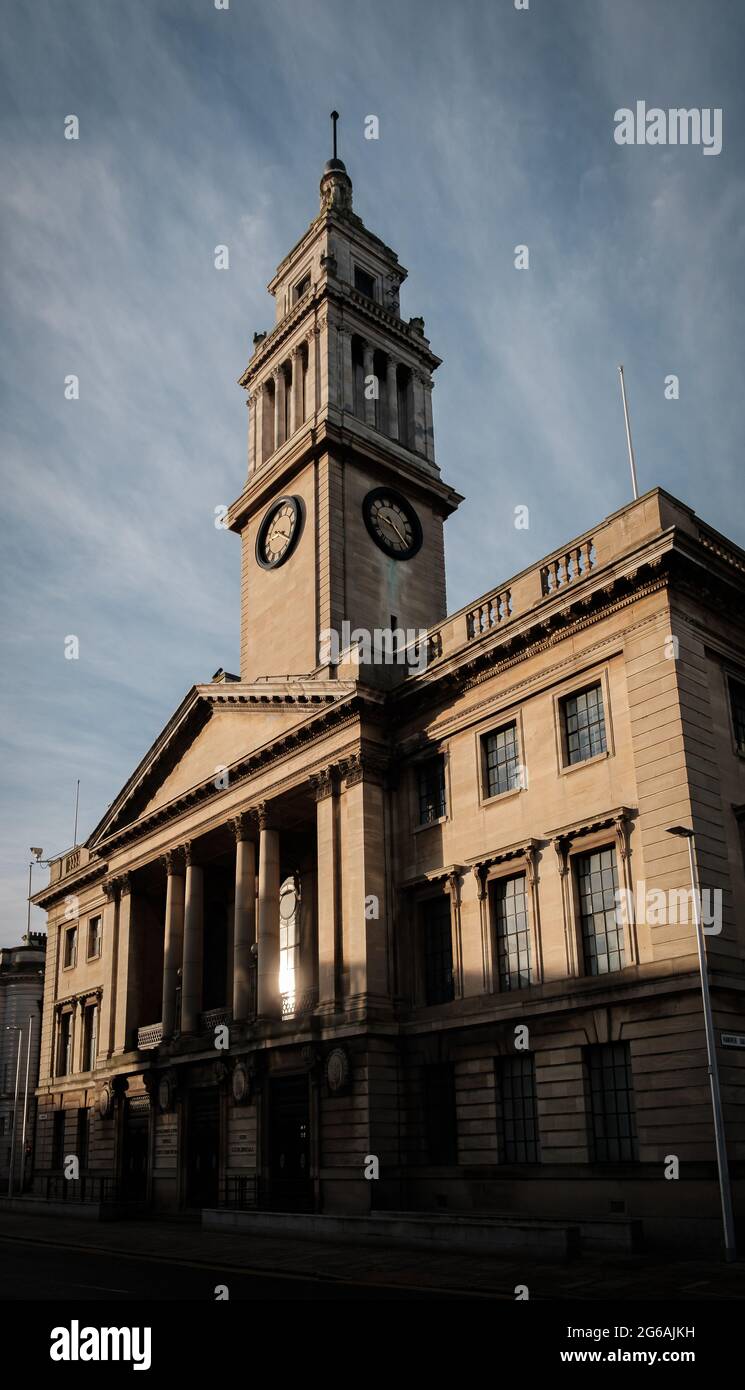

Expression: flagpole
xmin=618 ymin=365 xmax=639 ymax=500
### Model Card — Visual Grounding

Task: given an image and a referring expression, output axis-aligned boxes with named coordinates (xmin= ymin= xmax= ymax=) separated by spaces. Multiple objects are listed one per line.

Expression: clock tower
xmin=227 ymin=128 xmax=462 ymax=687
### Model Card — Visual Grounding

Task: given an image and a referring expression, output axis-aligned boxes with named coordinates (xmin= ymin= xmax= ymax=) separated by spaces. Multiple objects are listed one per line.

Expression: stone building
xmin=1 ymin=932 xmax=45 ymax=1190
xmin=31 ymin=154 xmax=745 ymax=1250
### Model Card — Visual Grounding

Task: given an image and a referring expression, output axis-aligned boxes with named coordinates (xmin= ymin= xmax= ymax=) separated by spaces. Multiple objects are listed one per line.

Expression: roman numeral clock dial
xmin=255 ymin=496 xmax=303 ymax=570
xmin=362 ymin=486 xmax=423 ymax=560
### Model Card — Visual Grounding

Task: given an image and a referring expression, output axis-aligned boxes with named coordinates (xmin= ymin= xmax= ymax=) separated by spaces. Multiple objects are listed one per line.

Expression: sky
xmin=1 ymin=0 xmax=743 ymax=944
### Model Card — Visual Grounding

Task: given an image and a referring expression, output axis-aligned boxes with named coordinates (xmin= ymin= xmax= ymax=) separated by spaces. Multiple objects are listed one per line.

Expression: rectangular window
xmin=82 ymin=1004 xmax=98 ymax=1072
xmin=729 ymin=678 xmax=745 ymax=756
xmin=294 ymin=273 xmax=311 ymax=301
xmin=52 ymin=1110 xmax=66 ymax=1170
xmin=354 ymin=266 xmax=376 ymax=299
xmin=76 ymin=1107 xmax=90 ymax=1169
xmin=561 ymin=682 xmax=607 ymax=766
xmin=575 ymin=847 xmax=624 ymax=975
xmin=421 ymin=896 xmax=454 ymax=1006
xmin=423 ymin=1062 xmax=457 ymax=1164
xmin=63 ymin=926 xmax=77 ymax=968
xmin=493 ymin=874 xmax=532 ymax=990
xmin=87 ymin=915 xmax=102 ymax=960
xmin=417 ymin=755 xmax=446 ymax=825
xmin=496 ymin=1055 xmax=540 ymax=1163
xmin=586 ymin=1042 xmax=638 ymax=1162
xmin=57 ymin=1012 xmax=72 ymax=1077
xmin=483 ymin=722 xmax=520 ymax=798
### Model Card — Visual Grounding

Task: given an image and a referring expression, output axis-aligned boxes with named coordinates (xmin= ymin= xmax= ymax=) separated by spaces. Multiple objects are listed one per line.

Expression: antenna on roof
xmin=330 ymin=110 xmax=339 ymax=161
xmin=618 ymin=365 xmax=639 ymax=500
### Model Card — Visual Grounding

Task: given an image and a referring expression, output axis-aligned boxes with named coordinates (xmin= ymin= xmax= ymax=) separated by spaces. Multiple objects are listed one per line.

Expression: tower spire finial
xmin=330 ymin=110 xmax=339 ymax=161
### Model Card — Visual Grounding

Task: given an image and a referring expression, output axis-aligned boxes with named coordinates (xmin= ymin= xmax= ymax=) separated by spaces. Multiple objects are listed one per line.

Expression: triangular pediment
xmin=88 ymin=679 xmax=358 ymax=848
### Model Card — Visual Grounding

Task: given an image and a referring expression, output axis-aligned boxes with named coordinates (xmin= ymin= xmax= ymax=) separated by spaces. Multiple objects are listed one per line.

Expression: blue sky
xmin=1 ymin=0 xmax=743 ymax=944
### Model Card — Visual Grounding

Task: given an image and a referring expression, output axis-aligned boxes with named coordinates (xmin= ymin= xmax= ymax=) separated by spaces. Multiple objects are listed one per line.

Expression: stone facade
xmin=31 ymin=157 xmax=745 ymax=1250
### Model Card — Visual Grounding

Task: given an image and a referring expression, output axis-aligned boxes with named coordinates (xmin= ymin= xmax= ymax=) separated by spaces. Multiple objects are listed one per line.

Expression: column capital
xmin=230 ymin=810 xmax=255 ymax=842
xmin=183 ymin=841 xmax=200 ymax=868
xmin=255 ymin=801 xmax=274 ymax=832
xmin=290 ymin=341 xmax=304 ymax=360
xmin=309 ymin=766 xmax=338 ymax=801
xmin=161 ymin=847 xmax=185 ymax=876
xmin=102 ymin=878 xmax=118 ymax=903
xmin=472 ymin=864 xmax=488 ymax=902
xmin=118 ymin=872 xmax=132 ymax=898
xmin=271 ymin=364 xmax=284 ymax=381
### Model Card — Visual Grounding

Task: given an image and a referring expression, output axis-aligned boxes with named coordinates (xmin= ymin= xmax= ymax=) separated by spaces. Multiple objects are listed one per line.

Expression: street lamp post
xmin=20 ymin=1013 xmax=34 ymax=1193
xmin=667 ymin=825 xmax=737 ymax=1261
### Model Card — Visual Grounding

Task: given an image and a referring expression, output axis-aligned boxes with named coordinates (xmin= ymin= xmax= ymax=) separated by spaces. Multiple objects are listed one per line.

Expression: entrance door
xmin=268 ymin=1075 xmax=312 ymax=1211
xmin=187 ymin=1087 xmax=220 ymax=1208
xmin=121 ymin=1101 xmax=149 ymax=1203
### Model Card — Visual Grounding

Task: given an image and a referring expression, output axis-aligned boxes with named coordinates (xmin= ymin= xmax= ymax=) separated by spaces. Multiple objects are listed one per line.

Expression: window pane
xmin=417 ymin=756 xmax=446 ymax=824
xmin=586 ymin=1042 xmax=638 ymax=1162
xmin=493 ymin=874 xmax=532 ymax=990
xmin=562 ymin=683 xmax=607 ymax=765
xmin=497 ymin=1055 xmax=540 ymax=1163
xmin=730 ymin=679 xmax=745 ymax=756
xmin=484 ymin=722 xmax=520 ymax=797
xmin=575 ymin=847 xmax=624 ymax=976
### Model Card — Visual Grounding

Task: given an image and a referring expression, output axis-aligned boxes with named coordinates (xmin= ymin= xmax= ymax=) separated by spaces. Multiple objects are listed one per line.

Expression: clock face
xmin=255 ymin=496 xmax=302 ymax=570
xmin=362 ymin=487 xmax=423 ymax=560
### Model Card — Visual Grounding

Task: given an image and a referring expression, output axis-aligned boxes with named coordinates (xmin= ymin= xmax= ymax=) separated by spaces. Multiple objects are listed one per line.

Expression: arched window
xmin=279 ymin=875 xmax=301 ymax=1015
xmin=373 ymin=349 xmax=388 ymax=433
xmin=396 ymin=364 xmax=412 ymax=447
xmin=352 ymin=336 xmax=365 ymax=420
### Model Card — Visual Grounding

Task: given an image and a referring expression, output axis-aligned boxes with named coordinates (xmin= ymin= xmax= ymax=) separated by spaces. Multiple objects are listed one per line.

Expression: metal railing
xmin=32 ymin=1171 xmax=117 ymax=1204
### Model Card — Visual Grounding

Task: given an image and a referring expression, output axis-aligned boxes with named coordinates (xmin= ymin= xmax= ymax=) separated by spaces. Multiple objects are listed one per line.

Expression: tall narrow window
xmin=396 ymin=365 xmax=411 ymax=447
xmin=493 ymin=874 xmax=532 ymax=990
xmin=586 ymin=1042 xmax=638 ymax=1162
xmin=352 ymin=336 xmax=365 ymax=420
xmin=82 ymin=1004 xmax=98 ymax=1072
xmin=372 ymin=349 xmax=387 ymax=433
xmin=279 ymin=876 xmax=301 ymax=1016
xmin=57 ymin=1012 xmax=72 ymax=1077
xmin=417 ymin=755 xmax=446 ymax=825
xmin=423 ymin=1062 xmax=457 ymax=1164
xmin=76 ymin=1107 xmax=90 ymax=1169
xmin=729 ymin=678 xmax=745 ymax=756
xmin=561 ymin=682 xmax=607 ymax=766
xmin=575 ymin=847 xmax=624 ymax=975
xmin=63 ymin=926 xmax=77 ymax=969
xmin=496 ymin=1055 xmax=540 ymax=1163
xmin=483 ymin=722 xmax=520 ymax=797
xmin=87 ymin=915 xmax=102 ymax=960
xmin=421 ymin=896 xmax=454 ymax=1005
xmin=52 ymin=1111 xmax=66 ymax=1170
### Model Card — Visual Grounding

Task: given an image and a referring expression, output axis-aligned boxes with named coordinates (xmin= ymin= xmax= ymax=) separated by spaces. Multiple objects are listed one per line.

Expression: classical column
xmin=338 ymin=754 xmax=390 ymax=1007
xmin=273 ymin=366 xmax=287 ymax=451
xmin=289 ymin=345 xmax=304 ymax=436
xmin=246 ymin=389 xmax=256 ymax=475
xmin=232 ymin=813 xmax=256 ymax=1021
xmin=112 ymin=874 xmax=133 ymax=1054
xmin=256 ymin=804 xmax=281 ymax=1020
xmin=181 ymin=844 xmax=204 ymax=1034
xmin=312 ymin=768 xmax=339 ymax=1015
xmin=306 ymin=326 xmax=319 ymax=416
xmin=97 ymin=878 xmax=119 ymax=1061
xmin=162 ymin=850 xmax=185 ymax=1039
xmin=362 ymin=342 xmax=376 ymax=427
xmin=387 ymin=356 xmax=399 ymax=442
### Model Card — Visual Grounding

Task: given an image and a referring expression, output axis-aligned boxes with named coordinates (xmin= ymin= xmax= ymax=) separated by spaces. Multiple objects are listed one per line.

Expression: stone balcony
xmin=406 ymin=487 xmax=745 ymax=678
